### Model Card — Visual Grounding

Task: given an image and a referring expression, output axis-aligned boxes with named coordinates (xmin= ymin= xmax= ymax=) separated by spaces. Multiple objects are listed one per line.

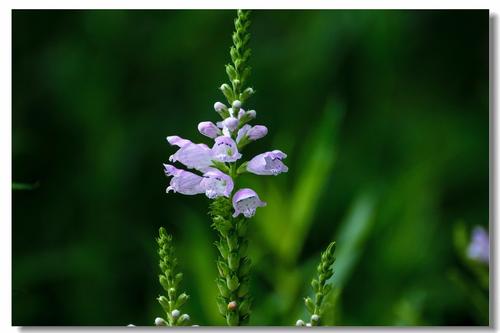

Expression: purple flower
xmin=467 ymin=226 xmax=489 ymax=265
xmin=223 ymin=117 xmax=239 ymax=131
xmin=247 ymin=150 xmax=288 ymax=176
xmin=214 ymin=102 xmax=227 ymax=112
xmin=167 ymin=136 xmax=213 ymax=172
xmin=247 ymin=125 xmax=268 ymax=140
xmin=212 ymin=136 xmax=242 ymax=162
xmin=200 ymin=168 xmax=234 ymax=199
xmin=236 ymin=125 xmax=267 ymax=143
xmin=164 ymin=164 xmax=205 ymax=195
xmin=198 ymin=121 xmax=221 ymax=139
xmin=232 ymin=188 xmax=267 ymax=218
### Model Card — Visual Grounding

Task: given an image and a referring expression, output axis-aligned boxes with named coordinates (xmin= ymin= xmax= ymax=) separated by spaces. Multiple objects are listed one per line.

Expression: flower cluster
xmin=164 ymin=99 xmax=288 ymax=218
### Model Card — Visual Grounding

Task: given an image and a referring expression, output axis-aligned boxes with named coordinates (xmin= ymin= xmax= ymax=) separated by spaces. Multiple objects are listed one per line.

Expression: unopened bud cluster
xmin=156 ymin=228 xmax=191 ymax=326
xmin=210 ymin=197 xmax=252 ymax=326
xmin=299 ymin=242 xmax=336 ymax=326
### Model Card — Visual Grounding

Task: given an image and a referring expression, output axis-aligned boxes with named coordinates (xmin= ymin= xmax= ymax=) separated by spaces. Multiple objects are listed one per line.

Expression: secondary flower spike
xmin=247 ymin=150 xmax=288 ymax=176
xmin=232 ymin=188 xmax=267 ymax=218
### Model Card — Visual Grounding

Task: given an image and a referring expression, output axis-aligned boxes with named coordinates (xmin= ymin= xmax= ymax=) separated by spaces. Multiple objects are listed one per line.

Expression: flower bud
xmin=214 ymin=102 xmax=227 ymax=112
xmin=127 ymin=324 xmax=135 ymax=327
xmin=227 ymin=301 xmax=238 ymax=311
xmin=154 ymin=317 xmax=167 ymax=326
xmin=228 ymin=252 xmax=240 ymax=271
xmin=246 ymin=110 xmax=256 ymax=119
xmin=171 ymin=309 xmax=181 ymax=319
xmin=220 ymin=84 xmax=234 ymax=102
xmin=306 ymin=323 xmax=312 ymax=327
xmin=178 ymin=314 xmax=190 ymax=325
xmin=168 ymin=287 xmax=176 ymax=299
xmin=232 ymin=100 xmax=242 ymax=109
xmin=176 ymin=293 xmax=189 ymax=308
xmin=247 ymin=125 xmax=268 ymax=141
xmin=226 ymin=275 xmax=240 ymax=291
xmin=198 ymin=121 xmax=221 ymax=139
xmin=296 ymin=319 xmax=305 ymax=326
xmin=311 ymin=314 xmax=320 ymax=324
xmin=222 ymin=117 xmax=239 ymax=131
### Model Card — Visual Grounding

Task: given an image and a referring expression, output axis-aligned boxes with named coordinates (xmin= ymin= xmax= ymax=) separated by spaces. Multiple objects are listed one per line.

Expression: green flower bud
xmin=296 ymin=319 xmax=305 ymax=326
xmin=168 ymin=287 xmax=176 ymax=299
xmin=311 ymin=314 xmax=320 ymax=325
xmin=304 ymin=297 xmax=315 ymax=314
xmin=316 ymin=292 xmax=324 ymax=304
xmin=220 ymin=84 xmax=234 ymax=103
xmin=239 ymin=299 xmax=251 ymax=315
xmin=217 ymin=278 xmax=230 ymax=297
xmin=240 ymin=87 xmax=254 ymax=102
xmin=227 ymin=310 xmax=239 ymax=326
xmin=216 ymin=241 xmax=229 ymax=259
xmin=159 ymin=275 xmax=169 ymax=291
xmin=216 ymin=296 xmax=228 ymax=316
xmin=311 ymin=279 xmax=319 ymax=292
xmin=228 ymin=252 xmax=240 ymax=271
xmin=227 ymin=235 xmax=238 ymax=251
xmin=177 ymin=314 xmax=190 ymax=326
xmin=227 ymin=275 xmax=240 ymax=292
xmin=217 ymin=260 xmax=230 ymax=277
xmin=176 ymin=293 xmax=189 ymax=308
xmin=157 ymin=295 xmax=169 ymax=312
xmin=226 ymin=64 xmax=237 ymax=81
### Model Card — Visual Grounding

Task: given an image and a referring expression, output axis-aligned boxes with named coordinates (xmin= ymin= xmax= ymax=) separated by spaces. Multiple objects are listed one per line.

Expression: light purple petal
xmin=467 ymin=226 xmax=489 ymax=264
xmin=167 ymin=135 xmax=191 ymax=148
xmin=164 ymin=166 xmax=204 ymax=195
xmin=232 ymin=188 xmax=267 ymax=218
xmin=198 ymin=121 xmax=221 ymax=139
xmin=247 ymin=150 xmax=288 ymax=176
xmin=222 ymin=117 xmax=239 ymax=131
xmin=212 ymin=136 xmax=242 ymax=162
xmin=236 ymin=124 xmax=251 ymax=144
xmin=214 ymin=102 xmax=227 ymax=112
xmin=200 ymin=168 xmax=234 ymax=199
xmin=247 ymin=125 xmax=268 ymax=141
xmin=169 ymin=142 xmax=213 ymax=172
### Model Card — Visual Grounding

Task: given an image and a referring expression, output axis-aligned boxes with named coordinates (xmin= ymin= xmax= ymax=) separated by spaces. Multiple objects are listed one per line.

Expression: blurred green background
xmin=12 ymin=10 xmax=489 ymax=326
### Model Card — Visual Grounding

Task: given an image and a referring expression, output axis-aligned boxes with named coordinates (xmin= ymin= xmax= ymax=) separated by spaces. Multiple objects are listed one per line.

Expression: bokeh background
xmin=12 ymin=10 xmax=489 ymax=326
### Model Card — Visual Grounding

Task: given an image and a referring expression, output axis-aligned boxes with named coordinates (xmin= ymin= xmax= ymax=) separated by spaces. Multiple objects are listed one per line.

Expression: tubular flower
xmin=164 ymin=164 xmax=205 ymax=195
xmin=200 ymin=168 xmax=234 ymax=199
xmin=212 ymin=136 xmax=242 ymax=162
xmin=167 ymin=136 xmax=213 ymax=172
xmin=232 ymin=188 xmax=267 ymax=218
xmin=236 ymin=124 xmax=267 ymax=144
xmin=198 ymin=121 xmax=221 ymax=139
xmin=247 ymin=150 xmax=288 ymax=176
